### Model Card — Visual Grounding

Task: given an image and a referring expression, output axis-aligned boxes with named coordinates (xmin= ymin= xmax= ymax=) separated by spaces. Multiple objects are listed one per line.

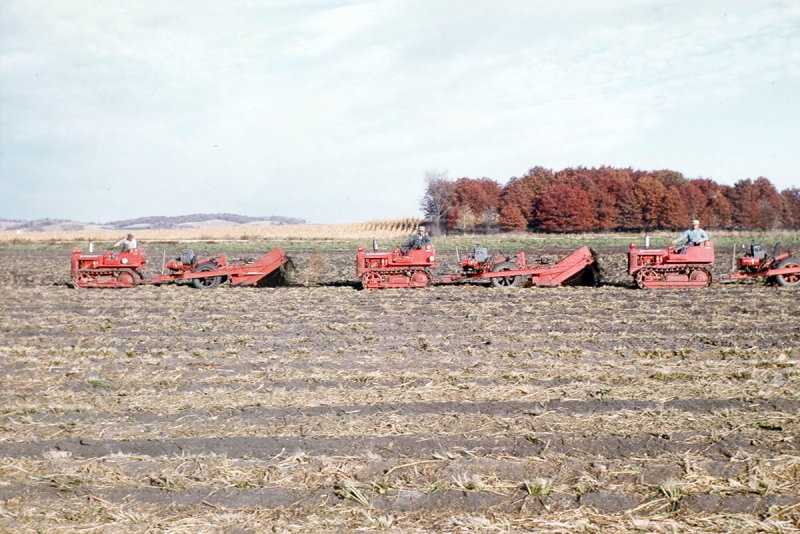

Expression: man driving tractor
xmin=672 ymin=220 xmax=708 ymax=254
xmin=113 ymin=234 xmax=137 ymax=252
xmin=400 ymin=226 xmax=431 ymax=255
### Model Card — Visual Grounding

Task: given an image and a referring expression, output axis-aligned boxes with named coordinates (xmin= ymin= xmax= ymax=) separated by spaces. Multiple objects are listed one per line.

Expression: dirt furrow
xmin=3 ymin=432 xmax=797 ymax=461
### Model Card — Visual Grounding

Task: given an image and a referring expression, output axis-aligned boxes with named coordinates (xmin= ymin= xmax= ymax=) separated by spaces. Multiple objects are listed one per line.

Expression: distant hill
xmin=0 ymin=214 xmax=306 ymax=233
xmin=107 ymin=213 xmax=306 ymax=229
xmin=0 ymin=218 xmax=111 ymax=233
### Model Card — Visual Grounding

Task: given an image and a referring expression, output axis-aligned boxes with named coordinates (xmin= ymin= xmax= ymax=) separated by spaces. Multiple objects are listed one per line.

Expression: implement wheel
xmin=491 ymin=262 xmax=523 ymax=288
xmin=192 ymin=264 xmax=222 ymax=289
xmin=775 ymin=258 xmax=800 ymax=288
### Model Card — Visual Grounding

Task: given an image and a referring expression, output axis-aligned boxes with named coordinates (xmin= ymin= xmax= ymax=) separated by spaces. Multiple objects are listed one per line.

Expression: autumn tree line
xmin=420 ymin=167 xmax=800 ymax=234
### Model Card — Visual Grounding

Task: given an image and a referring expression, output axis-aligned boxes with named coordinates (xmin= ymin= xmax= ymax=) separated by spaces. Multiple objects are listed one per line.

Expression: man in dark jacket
xmin=401 ymin=226 xmax=431 ymax=255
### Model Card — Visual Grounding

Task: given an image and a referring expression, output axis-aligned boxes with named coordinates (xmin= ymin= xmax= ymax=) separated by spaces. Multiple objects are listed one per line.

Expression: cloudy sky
xmin=1 ymin=0 xmax=798 ymax=224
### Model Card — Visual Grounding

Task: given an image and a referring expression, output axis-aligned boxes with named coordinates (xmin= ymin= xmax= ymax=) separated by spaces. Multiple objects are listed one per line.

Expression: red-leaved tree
xmin=534 ymin=182 xmax=594 ymax=232
xmin=781 ymin=188 xmax=800 ymax=228
xmin=498 ymin=177 xmax=535 ymax=230
xmin=592 ymin=167 xmax=632 ymax=230
xmin=727 ymin=178 xmax=783 ymax=229
xmin=660 ymin=184 xmax=689 ymax=230
xmin=447 ymin=178 xmax=502 ymax=231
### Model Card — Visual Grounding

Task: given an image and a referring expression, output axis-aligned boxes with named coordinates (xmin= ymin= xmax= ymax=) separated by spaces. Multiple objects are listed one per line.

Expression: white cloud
xmin=1 ymin=0 xmax=798 ymax=222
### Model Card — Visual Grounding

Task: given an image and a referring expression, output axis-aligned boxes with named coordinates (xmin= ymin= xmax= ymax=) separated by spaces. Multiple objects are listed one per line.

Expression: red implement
xmin=718 ymin=243 xmax=800 ymax=288
xmin=440 ymin=246 xmax=596 ymax=287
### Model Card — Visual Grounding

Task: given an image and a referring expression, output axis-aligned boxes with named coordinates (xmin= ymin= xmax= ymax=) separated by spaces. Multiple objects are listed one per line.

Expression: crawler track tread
xmin=635 ymin=265 xmax=712 ymax=289
xmin=362 ymin=268 xmax=432 ymax=290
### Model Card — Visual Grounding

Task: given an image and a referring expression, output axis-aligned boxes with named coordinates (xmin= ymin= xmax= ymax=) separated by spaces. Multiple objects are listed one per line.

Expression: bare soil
xmin=0 ymin=246 xmax=798 ymax=533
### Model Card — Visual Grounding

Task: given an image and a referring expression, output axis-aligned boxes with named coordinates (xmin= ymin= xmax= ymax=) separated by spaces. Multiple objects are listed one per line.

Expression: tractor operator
xmin=113 ymin=234 xmax=137 ymax=252
xmin=400 ymin=226 xmax=431 ymax=255
xmin=672 ymin=220 xmax=708 ymax=253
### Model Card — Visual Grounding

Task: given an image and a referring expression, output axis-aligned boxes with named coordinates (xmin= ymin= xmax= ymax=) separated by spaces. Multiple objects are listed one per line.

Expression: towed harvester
xmin=70 ymin=247 xmax=288 ymax=289
xmin=718 ymin=242 xmax=800 ymax=287
xmin=356 ymin=243 xmax=596 ymax=289
xmin=628 ymin=240 xmax=800 ymax=289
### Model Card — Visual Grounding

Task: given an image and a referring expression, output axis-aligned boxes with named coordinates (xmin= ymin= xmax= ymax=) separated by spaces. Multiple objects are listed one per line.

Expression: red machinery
xmin=718 ymin=242 xmax=800 ymax=287
xmin=441 ymin=245 xmax=597 ymax=288
xmin=356 ymin=244 xmax=596 ymax=289
xmin=628 ymin=240 xmax=800 ymax=289
xmin=71 ymin=247 xmax=289 ymax=289
xmin=71 ymin=249 xmax=148 ymax=288
xmin=628 ymin=241 xmax=714 ymax=289
xmin=357 ymin=244 xmax=436 ymax=289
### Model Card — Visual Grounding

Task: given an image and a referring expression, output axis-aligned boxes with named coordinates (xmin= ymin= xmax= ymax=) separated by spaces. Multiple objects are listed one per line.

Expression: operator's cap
xmin=418 ymin=226 xmax=425 ymax=231
xmin=691 ymin=220 xmax=699 ymax=226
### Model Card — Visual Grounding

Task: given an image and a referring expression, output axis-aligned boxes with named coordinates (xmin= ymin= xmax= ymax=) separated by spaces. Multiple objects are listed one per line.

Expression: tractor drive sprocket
xmin=635 ymin=266 xmax=712 ymax=290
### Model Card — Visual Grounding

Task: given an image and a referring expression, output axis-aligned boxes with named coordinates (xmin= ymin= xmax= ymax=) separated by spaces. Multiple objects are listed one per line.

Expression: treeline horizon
xmin=421 ymin=167 xmax=800 ymax=234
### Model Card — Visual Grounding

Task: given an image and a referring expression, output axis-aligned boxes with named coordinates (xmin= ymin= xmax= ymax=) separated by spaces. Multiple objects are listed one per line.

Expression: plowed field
xmin=0 ymin=246 xmax=798 ymax=533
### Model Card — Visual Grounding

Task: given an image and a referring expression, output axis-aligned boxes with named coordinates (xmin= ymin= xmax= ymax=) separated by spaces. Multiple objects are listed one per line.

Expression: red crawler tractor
xmin=628 ymin=241 xmax=715 ymax=289
xmin=356 ymin=244 xmax=596 ymax=289
xmin=70 ymin=249 xmax=148 ymax=288
xmin=71 ymin=247 xmax=288 ymax=289
xmin=356 ymin=244 xmax=436 ymax=289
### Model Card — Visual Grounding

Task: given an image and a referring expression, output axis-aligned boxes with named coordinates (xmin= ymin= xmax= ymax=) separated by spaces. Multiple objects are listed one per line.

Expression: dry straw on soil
xmin=1 ymin=244 xmax=799 ymax=533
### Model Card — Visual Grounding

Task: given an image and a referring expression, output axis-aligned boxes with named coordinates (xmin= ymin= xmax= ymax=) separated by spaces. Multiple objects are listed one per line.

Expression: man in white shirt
xmin=113 ymin=234 xmax=137 ymax=252
xmin=672 ymin=220 xmax=708 ymax=253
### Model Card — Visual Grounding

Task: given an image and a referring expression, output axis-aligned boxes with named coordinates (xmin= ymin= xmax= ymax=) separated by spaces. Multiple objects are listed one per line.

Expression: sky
xmin=1 ymin=0 xmax=799 ymax=224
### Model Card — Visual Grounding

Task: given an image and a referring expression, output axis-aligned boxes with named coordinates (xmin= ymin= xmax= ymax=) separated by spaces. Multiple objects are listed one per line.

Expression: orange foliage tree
xmin=498 ymin=179 xmax=532 ymax=230
xmin=660 ymin=184 xmax=689 ymax=230
xmin=497 ymin=167 xmax=556 ymax=230
xmin=534 ymin=182 xmax=594 ymax=232
xmin=446 ymin=178 xmax=502 ymax=231
xmin=591 ymin=167 xmax=632 ymax=230
xmin=781 ymin=188 xmax=800 ymax=228
xmin=727 ymin=178 xmax=784 ymax=229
